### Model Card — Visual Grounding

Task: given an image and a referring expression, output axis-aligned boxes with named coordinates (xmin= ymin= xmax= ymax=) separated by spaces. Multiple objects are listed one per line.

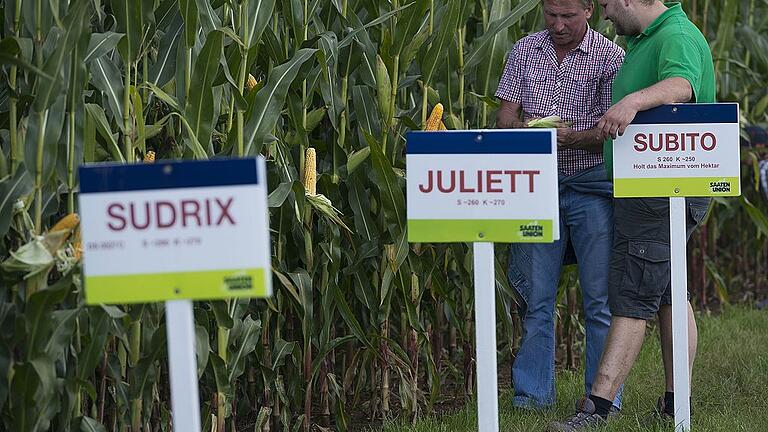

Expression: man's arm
xmin=557 ymin=127 xmax=604 ymax=153
xmin=496 ymin=100 xmax=525 ymax=128
xmin=597 ymin=77 xmax=693 ymax=139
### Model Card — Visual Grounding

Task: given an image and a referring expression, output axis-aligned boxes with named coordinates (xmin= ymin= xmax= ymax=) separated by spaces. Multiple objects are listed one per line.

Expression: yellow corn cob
xmin=304 ymin=148 xmax=317 ymax=196
xmin=144 ymin=150 xmax=156 ymax=163
xmin=246 ymin=74 xmax=258 ymax=91
xmin=51 ymin=213 xmax=79 ymax=233
xmin=384 ymin=244 xmax=396 ymax=271
xmin=527 ymin=115 xmax=563 ymax=128
xmin=72 ymin=228 xmax=82 ymax=261
xmin=438 ymin=121 xmax=447 ymax=131
xmin=425 ymin=103 xmax=444 ymax=131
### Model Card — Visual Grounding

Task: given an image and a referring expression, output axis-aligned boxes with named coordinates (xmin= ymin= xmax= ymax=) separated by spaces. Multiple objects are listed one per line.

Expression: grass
xmin=375 ymin=306 xmax=768 ymax=432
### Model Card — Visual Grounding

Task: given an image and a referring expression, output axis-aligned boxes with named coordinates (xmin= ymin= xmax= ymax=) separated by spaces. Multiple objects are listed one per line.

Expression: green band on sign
xmin=614 ymin=177 xmax=740 ymax=197
xmin=408 ymin=219 xmax=554 ymax=243
xmin=85 ymin=268 xmax=269 ymax=304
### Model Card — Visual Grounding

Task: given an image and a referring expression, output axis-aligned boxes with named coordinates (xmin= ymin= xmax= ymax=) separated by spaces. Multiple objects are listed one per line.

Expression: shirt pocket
xmin=521 ymin=69 xmax=552 ymax=114
xmin=567 ymin=74 xmax=601 ymax=114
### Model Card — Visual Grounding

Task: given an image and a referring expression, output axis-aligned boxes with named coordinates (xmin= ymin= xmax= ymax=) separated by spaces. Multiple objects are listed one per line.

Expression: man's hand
xmin=555 ymin=127 xmax=604 ymax=153
xmin=597 ymin=78 xmax=693 ymax=140
xmin=597 ymin=94 xmax=639 ymax=139
xmin=557 ymin=127 xmax=578 ymax=149
xmin=496 ymin=100 xmax=524 ymax=128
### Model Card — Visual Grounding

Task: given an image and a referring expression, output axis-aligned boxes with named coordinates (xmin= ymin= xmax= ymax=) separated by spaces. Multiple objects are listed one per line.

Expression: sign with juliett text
xmin=78 ymin=157 xmax=272 ymax=304
xmin=406 ymin=130 xmax=560 ymax=243
xmin=613 ymin=103 xmax=741 ymax=197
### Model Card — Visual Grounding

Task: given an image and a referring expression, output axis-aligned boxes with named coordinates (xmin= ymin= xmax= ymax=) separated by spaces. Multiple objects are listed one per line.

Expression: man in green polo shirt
xmin=548 ymin=1 xmax=715 ymax=430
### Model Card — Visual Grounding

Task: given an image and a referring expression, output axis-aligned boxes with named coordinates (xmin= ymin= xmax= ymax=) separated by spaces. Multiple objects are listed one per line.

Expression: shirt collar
xmin=640 ymin=2 xmax=686 ymax=37
xmin=536 ymin=24 xmax=595 ymax=54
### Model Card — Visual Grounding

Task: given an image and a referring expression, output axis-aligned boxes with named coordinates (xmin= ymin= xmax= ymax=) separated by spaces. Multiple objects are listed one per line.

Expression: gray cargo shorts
xmin=608 ymin=197 xmax=710 ymax=320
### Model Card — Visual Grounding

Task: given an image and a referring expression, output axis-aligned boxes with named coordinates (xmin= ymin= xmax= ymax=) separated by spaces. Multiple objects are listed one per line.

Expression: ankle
xmin=588 ymin=394 xmax=613 ymax=419
xmin=663 ymin=392 xmax=693 ymax=416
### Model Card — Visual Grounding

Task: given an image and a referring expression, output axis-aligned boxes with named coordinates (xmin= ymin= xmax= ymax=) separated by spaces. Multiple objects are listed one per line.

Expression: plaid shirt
xmin=496 ymin=28 xmax=624 ymax=176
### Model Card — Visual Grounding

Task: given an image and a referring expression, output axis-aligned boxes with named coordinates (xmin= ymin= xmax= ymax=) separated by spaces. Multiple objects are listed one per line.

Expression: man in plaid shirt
xmin=495 ymin=0 xmax=624 ymax=411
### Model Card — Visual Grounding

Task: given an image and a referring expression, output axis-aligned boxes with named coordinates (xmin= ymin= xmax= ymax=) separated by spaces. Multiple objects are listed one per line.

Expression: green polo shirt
xmin=604 ymin=2 xmax=716 ymax=175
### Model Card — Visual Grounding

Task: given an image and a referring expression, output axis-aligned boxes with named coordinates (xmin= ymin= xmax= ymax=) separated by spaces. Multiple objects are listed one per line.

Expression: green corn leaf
xmin=24 ymin=95 xmax=67 ymax=188
xmin=79 ymin=416 xmax=108 ymax=432
xmin=246 ymin=0 xmax=276 ymax=48
xmin=111 ymin=0 xmax=143 ymax=64
xmin=179 ymin=0 xmax=199 ymax=48
xmin=33 ymin=0 xmax=88 ymax=112
xmin=144 ymin=82 xmax=181 ymax=111
xmin=227 ymin=315 xmax=262 ymax=382
xmin=84 ymin=104 xmax=124 ymax=162
xmin=375 ymin=55 xmax=391 ymax=123
xmin=347 ymin=173 xmax=375 ymax=241
xmin=149 ymin=15 xmax=183 ymax=86
xmin=365 ymin=130 xmax=405 ymax=236
xmin=83 ymin=32 xmax=124 ymax=63
xmin=242 ymin=48 xmax=317 ymax=155
xmin=476 ymin=0 xmax=512 ymax=98
xmin=464 ymin=0 xmax=539 ymax=70
xmin=0 ymin=167 xmax=33 ymax=238
xmin=195 ymin=0 xmax=220 ymax=36
xmin=76 ymin=308 xmax=110 ymax=381
xmin=209 ymin=353 xmax=232 ymax=395
xmin=420 ymin=2 xmax=461 ymax=85
xmin=184 ymin=30 xmax=222 ymax=152
xmin=44 ymin=308 xmax=80 ymax=361
xmin=89 ymin=56 xmax=125 ymax=129
xmin=392 ymin=0 xmax=429 ymax=57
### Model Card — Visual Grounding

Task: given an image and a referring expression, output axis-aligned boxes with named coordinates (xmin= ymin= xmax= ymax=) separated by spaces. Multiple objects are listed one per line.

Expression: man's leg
xmin=548 ymin=198 xmax=673 ymax=431
xmin=510 ymin=219 xmax=567 ymax=408
xmin=655 ymin=197 xmax=707 ymax=413
xmin=566 ymin=190 xmax=623 ymax=407
xmin=589 ymin=316 xmax=646 ymax=401
xmin=546 ymin=316 xmax=646 ymax=432
xmin=656 ymin=303 xmax=698 ymax=422
xmin=658 ymin=303 xmax=698 ymax=391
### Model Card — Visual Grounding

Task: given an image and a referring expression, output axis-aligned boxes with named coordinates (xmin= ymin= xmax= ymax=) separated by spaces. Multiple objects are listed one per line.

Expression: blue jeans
xmin=508 ymin=164 xmax=623 ymax=409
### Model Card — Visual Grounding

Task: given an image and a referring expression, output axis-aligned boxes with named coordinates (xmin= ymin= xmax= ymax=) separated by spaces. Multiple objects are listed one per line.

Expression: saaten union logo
xmin=519 ymin=223 xmax=544 ymax=237
xmin=709 ymin=181 xmax=731 ymax=193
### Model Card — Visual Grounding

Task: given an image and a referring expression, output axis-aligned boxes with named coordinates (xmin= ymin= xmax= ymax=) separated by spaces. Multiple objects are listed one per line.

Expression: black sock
xmin=664 ymin=392 xmax=693 ymax=415
xmin=664 ymin=392 xmax=675 ymax=415
xmin=588 ymin=394 xmax=613 ymax=418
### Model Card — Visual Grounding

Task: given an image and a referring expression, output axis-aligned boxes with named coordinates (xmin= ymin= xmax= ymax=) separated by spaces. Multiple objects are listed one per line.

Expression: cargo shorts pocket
xmin=621 ymin=240 xmax=671 ymax=304
xmin=688 ymin=198 xmax=710 ymax=225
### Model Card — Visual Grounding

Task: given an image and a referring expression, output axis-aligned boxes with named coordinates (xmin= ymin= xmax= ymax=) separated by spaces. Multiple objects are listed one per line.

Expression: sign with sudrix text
xmin=78 ymin=157 xmax=272 ymax=304
xmin=613 ymin=103 xmax=740 ymax=197
xmin=406 ymin=130 xmax=560 ymax=243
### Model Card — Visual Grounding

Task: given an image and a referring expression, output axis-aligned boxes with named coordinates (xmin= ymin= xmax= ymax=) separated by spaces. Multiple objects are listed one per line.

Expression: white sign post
xmin=614 ymin=103 xmax=740 ymax=432
xmin=78 ymin=157 xmax=272 ymax=432
xmin=473 ymin=241 xmax=498 ymax=431
xmin=406 ymin=130 xmax=559 ymax=432
xmin=166 ymin=299 xmax=202 ymax=432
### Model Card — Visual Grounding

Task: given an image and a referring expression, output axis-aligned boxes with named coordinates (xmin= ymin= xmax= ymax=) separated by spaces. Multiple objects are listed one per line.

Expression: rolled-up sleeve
xmin=495 ymin=42 xmax=523 ymax=103
xmin=658 ymin=37 xmax=703 ymax=102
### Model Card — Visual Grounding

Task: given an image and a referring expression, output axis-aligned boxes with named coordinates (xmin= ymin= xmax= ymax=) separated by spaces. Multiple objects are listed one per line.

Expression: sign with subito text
xmin=78 ymin=157 xmax=272 ymax=304
xmin=613 ymin=103 xmax=740 ymax=197
xmin=406 ymin=130 xmax=560 ymax=243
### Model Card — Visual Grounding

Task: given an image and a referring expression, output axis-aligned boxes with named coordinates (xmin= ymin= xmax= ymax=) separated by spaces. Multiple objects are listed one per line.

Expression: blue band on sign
xmin=79 ymin=157 xmax=260 ymax=193
xmin=632 ymin=103 xmax=738 ymax=125
xmin=406 ymin=130 xmax=553 ymax=154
